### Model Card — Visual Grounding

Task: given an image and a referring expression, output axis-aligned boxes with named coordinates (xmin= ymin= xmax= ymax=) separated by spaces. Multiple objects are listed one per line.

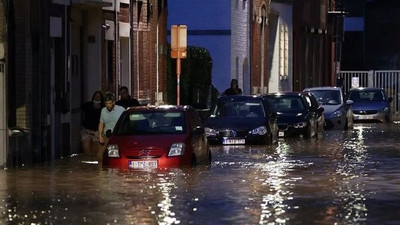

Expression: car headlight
xmin=106 ymin=144 xmax=120 ymax=158
xmin=168 ymin=143 xmax=185 ymax=156
xmin=331 ymin=110 xmax=343 ymax=118
xmin=205 ymin=127 xmax=218 ymax=137
xmin=250 ymin=126 xmax=267 ymax=135
xmin=293 ymin=122 xmax=307 ymax=128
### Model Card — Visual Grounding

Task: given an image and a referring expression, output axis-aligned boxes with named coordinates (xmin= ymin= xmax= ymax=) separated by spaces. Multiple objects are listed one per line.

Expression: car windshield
xmin=348 ymin=90 xmax=385 ymax=102
xmin=209 ymin=99 xmax=265 ymax=118
xmin=265 ymin=96 xmax=305 ymax=113
xmin=114 ymin=111 xmax=186 ymax=135
xmin=309 ymin=90 xmax=342 ymax=105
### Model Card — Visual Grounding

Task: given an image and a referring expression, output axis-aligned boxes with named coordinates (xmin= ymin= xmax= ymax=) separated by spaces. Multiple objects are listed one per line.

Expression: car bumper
xmin=207 ymin=134 xmax=269 ymax=145
xmin=353 ymin=111 xmax=388 ymax=123
xmin=103 ymin=156 xmax=188 ymax=169
xmin=277 ymin=127 xmax=306 ymax=138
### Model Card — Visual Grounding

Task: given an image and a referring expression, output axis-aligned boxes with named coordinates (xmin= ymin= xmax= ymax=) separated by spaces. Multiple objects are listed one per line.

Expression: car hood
xmin=320 ymin=104 xmax=342 ymax=115
xmin=205 ymin=117 xmax=267 ymax=130
xmin=276 ymin=112 xmax=307 ymax=124
xmin=352 ymin=101 xmax=389 ymax=111
xmin=108 ymin=134 xmax=189 ymax=149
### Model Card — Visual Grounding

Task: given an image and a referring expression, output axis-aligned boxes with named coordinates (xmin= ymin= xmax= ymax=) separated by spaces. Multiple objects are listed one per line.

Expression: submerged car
xmin=347 ymin=87 xmax=392 ymax=123
xmin=303 ymin=86 xmax=353 ymax=130
xmin=102 ymin=105 xmax=211 ymax=169
xmin=204 ymin=95 xmax=278 ymax=145
xmin=263 ymin=92 xmax=322 ymax=138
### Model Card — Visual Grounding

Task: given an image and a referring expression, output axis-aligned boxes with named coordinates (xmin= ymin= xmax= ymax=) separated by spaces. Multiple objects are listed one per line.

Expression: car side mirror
xmin=388 ymin=97 xmax=393 ymax=102
xmin=105 ymin=129 xmax=112 ymax=138
xmin=346 ymin=99 xmax=354 ymax=105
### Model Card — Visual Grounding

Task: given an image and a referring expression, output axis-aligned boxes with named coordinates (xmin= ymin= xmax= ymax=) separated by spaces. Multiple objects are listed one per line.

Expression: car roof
xmin=125 ymin=105 xmax=191 ymax=113
xmin=263 ymin=92 xmax=303 ymax=97
xmin=349 ymin=87 xmax=385 ymax=91
xmin=217 ymin=95 xmax=264 ymax=101
xmin=303 ymin=86 xmax=342 ymax=91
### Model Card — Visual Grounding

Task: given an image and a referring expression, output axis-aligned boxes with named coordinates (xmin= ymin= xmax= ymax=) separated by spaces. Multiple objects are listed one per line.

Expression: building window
xmin=279 ymin=20 xmax=289 ymax=78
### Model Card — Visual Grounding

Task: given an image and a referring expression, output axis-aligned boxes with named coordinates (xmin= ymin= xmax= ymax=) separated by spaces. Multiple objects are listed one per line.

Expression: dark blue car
xmin=347 ymin=87 xmax=393 ymax=123
xmin=204 ymin=95 xmax=278 ymax=145
xmin=263 ymin=92 xmax=322 ymax=138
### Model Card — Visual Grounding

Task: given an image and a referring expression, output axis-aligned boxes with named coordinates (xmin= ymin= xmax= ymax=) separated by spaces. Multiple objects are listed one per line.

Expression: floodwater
xmin=1 ymin=123 xmax=400 ymax=225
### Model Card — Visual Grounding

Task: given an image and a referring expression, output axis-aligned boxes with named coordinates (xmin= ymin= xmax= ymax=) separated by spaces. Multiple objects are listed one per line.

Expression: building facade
xmin=1 ymin=0 xmax=168 ymax=168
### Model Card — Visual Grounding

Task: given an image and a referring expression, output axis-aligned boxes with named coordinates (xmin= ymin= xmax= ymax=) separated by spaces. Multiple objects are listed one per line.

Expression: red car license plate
xmin=129 ymin=160 xmax=158 ymax=169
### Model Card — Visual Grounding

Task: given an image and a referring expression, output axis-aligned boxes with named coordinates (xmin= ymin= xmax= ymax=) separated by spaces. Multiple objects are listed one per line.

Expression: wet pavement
xmin=1 ymin=123 xmax=400 ymax=224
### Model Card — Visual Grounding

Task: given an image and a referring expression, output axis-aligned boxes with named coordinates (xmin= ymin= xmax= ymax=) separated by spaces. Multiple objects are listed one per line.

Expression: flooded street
xmin=1 ymin=123 xmax=400 ymax=224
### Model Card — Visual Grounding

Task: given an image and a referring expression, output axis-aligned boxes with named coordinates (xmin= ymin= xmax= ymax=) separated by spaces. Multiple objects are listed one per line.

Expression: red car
xmin=102 ymin=105 xmax=211 ymax=169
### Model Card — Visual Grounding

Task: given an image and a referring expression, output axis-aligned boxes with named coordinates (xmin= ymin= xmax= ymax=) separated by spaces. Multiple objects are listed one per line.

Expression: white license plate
xmin=222 ymin=138 xmax=245 ymax=145
xmin=278 ymin=131 xmax=285 ymax=137
xmin=129 ymin=160 xmax=158 ymax=169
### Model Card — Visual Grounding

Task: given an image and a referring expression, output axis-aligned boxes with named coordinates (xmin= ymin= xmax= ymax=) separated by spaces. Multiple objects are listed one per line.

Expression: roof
xmin=303 ymin=86 xmax=342 ymax=91
xmin=217 ymin=95 xmax=263 ymax=101
xmin=349 ymin=87 xmax=385 ymax=91
xmin=262 ymin=92 xmax=303 ymax=97
xmin=125 ymin=105 xmax=191 ymax=112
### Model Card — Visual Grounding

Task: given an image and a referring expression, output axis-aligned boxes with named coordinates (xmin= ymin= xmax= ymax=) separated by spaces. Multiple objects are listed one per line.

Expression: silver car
xmin=303 ymin=87 xmax=354 ymax=130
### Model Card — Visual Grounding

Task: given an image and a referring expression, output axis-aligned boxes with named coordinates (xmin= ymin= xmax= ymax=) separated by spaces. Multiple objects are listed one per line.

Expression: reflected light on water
xmin=256 ymin=141 xmax=303 ymax=224
xmin=335 ymin=125 xmax=369 ymax=223
xmin=156 ymin=173 xmax=180 ymax=225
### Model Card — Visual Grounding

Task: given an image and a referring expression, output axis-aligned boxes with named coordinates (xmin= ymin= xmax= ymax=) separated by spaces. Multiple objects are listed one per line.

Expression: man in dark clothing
xmin=223 ymin=79 xmax=242 ymax=96
xmin=116 ymin=86 xmax=140 ymax=108
xmin=81 ymin=91 xmax=104 ymax=156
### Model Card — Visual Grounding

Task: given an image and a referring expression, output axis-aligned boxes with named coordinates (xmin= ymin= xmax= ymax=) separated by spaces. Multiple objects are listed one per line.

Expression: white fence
xmin=340 ymin=70 xmax=400 ymax=119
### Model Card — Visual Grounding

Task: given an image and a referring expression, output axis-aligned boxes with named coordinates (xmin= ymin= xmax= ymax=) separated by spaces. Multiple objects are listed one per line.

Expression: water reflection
xmin=257 ymin=141 xmax=296 ymax=224
xmin=334 ymin=125 xmax=369 ymax=223
xmin=1 ymin=124 xmax=400 ymax=224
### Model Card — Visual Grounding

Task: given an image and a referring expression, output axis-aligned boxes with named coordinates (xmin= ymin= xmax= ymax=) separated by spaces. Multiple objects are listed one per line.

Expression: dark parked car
xmin=102 ymin=105 xmax=211 ymax=169
xmin=263 ymin=92 xmax=322 ymax=138
xmin=347 ymin=87 xmax=393 ymax=123
xmin=303 ymin=86 xmax=354 ymax=130
xmin=302 ymin=91 xmax=325 ymax=135
xmin=204 ymin=95 xmax=278 ymax=145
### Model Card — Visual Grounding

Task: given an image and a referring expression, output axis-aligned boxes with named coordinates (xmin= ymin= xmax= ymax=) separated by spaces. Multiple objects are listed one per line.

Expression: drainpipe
xmin=0 ymin=57 xmax=6 ymax=167
xmin=115 ymin=0 xmax=119 ymax=92
xmin=156 ymin=16 xmax=159 ymax=104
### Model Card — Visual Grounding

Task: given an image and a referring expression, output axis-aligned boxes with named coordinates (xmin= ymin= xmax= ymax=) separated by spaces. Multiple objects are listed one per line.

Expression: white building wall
xmin=84 ymin=9 xmax=102 ymax=101
xmin=269 ymin=2 xmax=293 ymax=93
xmin=231 ymin=0 xmax=251 ymax=95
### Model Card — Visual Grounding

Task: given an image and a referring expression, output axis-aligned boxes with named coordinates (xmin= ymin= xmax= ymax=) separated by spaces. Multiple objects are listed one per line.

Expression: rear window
xmin=209 ymin=99 xmax=265 ymax=118
xmin=309 ymin=90 xmax=342 ymax=105
xmin=114 ymin=111 xmax=186 ymax=135
xmin=348 ymin=90 xmax=385 ymax=102
xmin=265 ymin=96 xmax=305 ymax=113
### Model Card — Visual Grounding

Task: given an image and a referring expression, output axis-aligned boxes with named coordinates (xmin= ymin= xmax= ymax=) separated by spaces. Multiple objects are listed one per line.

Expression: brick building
xmin=0 ymin=0 xmax=168 ymax=167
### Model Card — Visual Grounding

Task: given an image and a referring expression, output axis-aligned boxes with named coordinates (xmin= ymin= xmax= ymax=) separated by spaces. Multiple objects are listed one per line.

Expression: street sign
xmin=171 ymin=25 xmax=188 ymax=105
xmin=171 ymin=25 xmax=187 ymax=59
